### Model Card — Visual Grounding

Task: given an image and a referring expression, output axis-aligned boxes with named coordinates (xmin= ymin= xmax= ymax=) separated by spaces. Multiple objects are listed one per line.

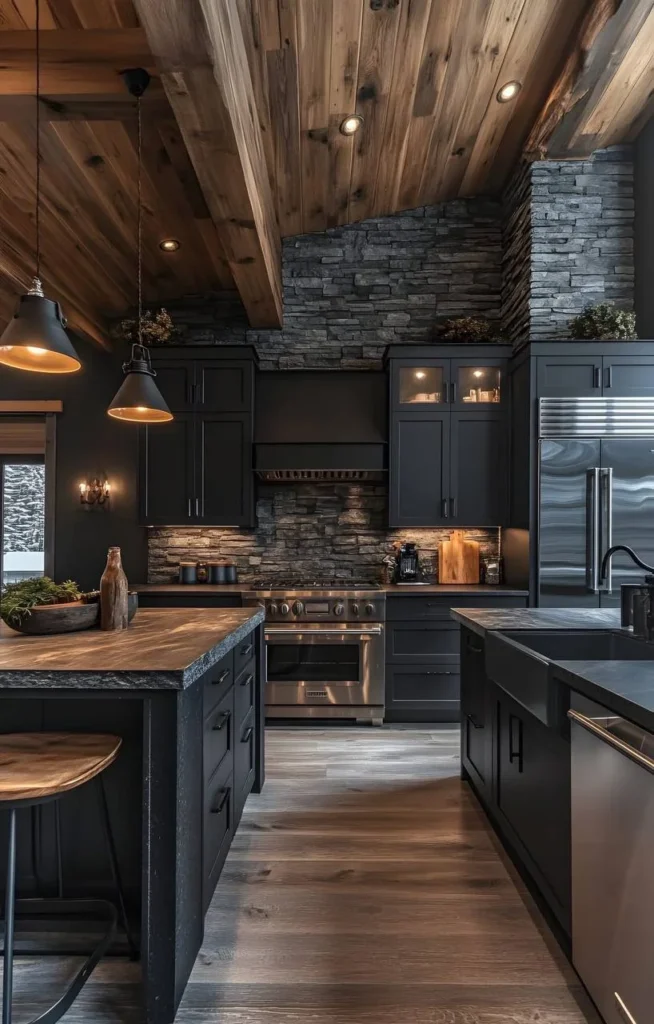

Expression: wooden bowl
xmin=4 ymin=600 xmax=100 ymax=635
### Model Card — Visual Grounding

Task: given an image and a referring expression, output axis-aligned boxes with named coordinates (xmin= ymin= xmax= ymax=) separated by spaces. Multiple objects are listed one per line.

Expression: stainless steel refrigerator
xmin=538 ymin=398 xmax=654 ymax=607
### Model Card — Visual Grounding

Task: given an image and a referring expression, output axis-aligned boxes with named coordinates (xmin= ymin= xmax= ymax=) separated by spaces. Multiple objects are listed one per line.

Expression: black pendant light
xmin=108 ymin=70 xmax=172 ymax=424
xmin=0 ymin=0 xmax=81 ymax=374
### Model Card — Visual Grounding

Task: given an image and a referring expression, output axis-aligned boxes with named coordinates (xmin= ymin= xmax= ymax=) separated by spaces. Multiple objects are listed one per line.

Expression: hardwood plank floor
xmin=1 ymin=727 xmax=600 ymax=1023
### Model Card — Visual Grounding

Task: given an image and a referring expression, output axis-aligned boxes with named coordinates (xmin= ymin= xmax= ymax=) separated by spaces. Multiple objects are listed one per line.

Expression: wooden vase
xmin=100 ymin=546 xmax=129 ymax=631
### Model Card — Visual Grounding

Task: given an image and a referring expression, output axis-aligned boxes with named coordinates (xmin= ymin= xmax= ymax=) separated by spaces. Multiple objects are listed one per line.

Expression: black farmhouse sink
xmin=484 ymin=628 xmax=654 ymax=729
xmin=500 ymin=629 xmax=654 ymax=662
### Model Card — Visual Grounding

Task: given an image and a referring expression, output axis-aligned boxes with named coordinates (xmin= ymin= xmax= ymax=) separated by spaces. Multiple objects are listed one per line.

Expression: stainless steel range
xmin=243 ymin=578 xmax=385 ymax=724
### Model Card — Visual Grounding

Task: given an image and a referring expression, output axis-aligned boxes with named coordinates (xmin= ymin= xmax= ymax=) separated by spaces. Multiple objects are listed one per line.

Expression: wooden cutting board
xmin=438 ymin=531 xmax=480 ymax=584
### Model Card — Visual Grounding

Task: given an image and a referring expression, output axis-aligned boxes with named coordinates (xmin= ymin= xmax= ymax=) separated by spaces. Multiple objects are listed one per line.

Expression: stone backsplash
xmin=148 ymin=482 xmax=499 ymax=583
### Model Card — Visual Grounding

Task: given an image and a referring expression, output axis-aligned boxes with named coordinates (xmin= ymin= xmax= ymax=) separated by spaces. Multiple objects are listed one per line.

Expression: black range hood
xmin=254 ymin=371 xmax=387 ymax=482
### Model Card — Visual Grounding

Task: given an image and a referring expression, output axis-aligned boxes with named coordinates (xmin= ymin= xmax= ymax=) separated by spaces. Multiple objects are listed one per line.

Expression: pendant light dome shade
xmin=0 ymin=279 xmax=81 ymax=373
xmin=107 ymin=344 xmax=172 ymax=423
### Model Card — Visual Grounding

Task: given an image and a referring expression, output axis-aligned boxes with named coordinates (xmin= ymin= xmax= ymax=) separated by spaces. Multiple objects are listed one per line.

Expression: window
xmin=1 ymin=458 xmax=46 ymax=587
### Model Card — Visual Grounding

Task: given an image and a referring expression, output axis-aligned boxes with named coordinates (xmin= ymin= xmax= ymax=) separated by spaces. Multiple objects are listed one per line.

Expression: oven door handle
xmin=264 ymin=627 xmax=383 ymax=637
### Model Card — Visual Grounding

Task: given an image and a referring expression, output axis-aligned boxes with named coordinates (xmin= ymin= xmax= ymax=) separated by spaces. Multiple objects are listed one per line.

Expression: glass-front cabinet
xmin=457 ymin=365 xmax=501 ymax=404
xmin=387 ymin=346 xmax=511 ymax=528
xmin=394 ymin=355 xmax=505 ymax=409
xmin=398 ymin=365 xmax=445 ymax=404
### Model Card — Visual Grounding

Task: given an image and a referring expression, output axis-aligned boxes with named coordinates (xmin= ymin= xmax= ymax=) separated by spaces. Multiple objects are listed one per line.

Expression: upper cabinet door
xmin=389 ymin=412 xmax=450 ymax=527
xmin=196 ymin=413 xmax=254 ymax=527
xmin=449 ymin=409 xmax=506 ymax=526
xmin=195 ymin=361 xmax=254 ymax=412
xmin=150 ymin=358 xmax=195 ymax=412
xmin=602 ymin=356 xmax=654 ymax=397
xmin=392 ymin=361 xmax=450 ymax=409
xmin=451 ymin=358 xmax=505 ymax=409
xmin=140 ymin=414 xmax=196 ymax=526
xmin=537 ymin=356 xmax=602 ymax=397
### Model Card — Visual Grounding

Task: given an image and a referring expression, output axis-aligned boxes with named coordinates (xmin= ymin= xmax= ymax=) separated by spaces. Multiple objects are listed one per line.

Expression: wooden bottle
xmin=100 ymin=546 xmax=129 ymax=631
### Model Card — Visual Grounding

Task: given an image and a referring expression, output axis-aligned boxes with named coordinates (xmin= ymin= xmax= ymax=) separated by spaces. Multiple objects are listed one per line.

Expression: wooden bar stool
xmin=0 ymin=733 xmax=137 ymax=1024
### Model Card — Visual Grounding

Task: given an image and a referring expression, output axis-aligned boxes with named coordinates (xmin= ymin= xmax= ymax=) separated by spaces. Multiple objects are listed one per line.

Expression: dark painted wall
xmin=635 ymin=118 xmax=654 ymax=339
xmin=0 ymin=334 xmax=146 ymax=590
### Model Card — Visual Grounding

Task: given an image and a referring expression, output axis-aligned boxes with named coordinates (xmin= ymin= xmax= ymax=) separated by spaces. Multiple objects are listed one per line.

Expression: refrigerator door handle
xmin=601 ymin=467 xmax=614 ymax=594
xmin=587 ymin=468 xmax=601 ymax=593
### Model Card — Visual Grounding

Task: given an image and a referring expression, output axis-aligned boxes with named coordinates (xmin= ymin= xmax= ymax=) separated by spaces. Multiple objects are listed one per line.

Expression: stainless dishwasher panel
xmin=569 ymin=694 xmax=654 ymax=1024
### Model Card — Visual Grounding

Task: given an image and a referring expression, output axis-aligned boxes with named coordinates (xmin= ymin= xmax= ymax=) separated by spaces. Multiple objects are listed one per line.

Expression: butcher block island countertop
xmin=0 ymin=607 xmax=264 ymax=688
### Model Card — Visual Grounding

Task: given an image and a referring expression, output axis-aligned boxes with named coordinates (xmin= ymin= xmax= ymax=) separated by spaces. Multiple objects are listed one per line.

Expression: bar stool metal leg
xmin=2 ymin=808 xmax=17 ymax=1024
xmin=96 ymin=777 xmax=138 ymax=959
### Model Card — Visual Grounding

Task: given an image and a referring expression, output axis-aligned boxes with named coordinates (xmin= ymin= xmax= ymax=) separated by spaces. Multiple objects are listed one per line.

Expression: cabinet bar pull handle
xmin=466 ymin=638 xmax=483 ymax=653
xmin=508 ymin=713 xmax=523 ymax=772
xmin=240 ymin=643 xmax=254 ymax=657
xmin=466 ymin=713 xmax=483 ymax=730
xmin=442 ymin=499 xmax=449 ymax=519
xmin=211 ymin=788 xmax=230 ymax=814
xmin=451 ymin=381 xmax=457 ymax=403
xmin=212 ymin=711 xmax=231 ymax=731
xmin=240 ymin=674 xmax=254 ymax=688
xmin=195 ymin=497 xmax=200 ymax=517
xmin=213 ymin=669 xmax=231 ymax=685
xmin=614 ymin=991 xmax=638 ymax=1024
xmin=605 ymin=365 xmax=613 ymax=389
xmin=443 ymin=380 xmax=449 ymax=404
xmin=241 ymin=727 xmax=253 ymax=743
xmin=187 ymin=497 xmax=192 ymax=517
xmin=594 ymin=366 xmax=601 ymax=389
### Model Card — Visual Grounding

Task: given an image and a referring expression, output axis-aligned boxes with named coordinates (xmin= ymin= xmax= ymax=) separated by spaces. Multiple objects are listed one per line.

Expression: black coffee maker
xmin=393 ymin=542 xmax=424 ymax=584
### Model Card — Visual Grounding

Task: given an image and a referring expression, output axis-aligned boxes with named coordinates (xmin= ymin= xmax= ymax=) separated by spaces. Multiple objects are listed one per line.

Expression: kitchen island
xmin=454 ymin=606 xmax=654 ymax=1024
xmin=0 ymin=607 xmax=265 ymax=1024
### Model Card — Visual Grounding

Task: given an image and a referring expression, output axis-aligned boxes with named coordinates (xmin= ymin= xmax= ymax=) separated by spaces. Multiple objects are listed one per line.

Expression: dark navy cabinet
xmin=140 ymin=347 xmax=256 ymax=527
xmin=385 ymin=593 xmax=527 ymax=723
xmin=386 ymin=346 xmax=511 ymax=528
xmin=460 ymin=624 xmax=571 ymax=936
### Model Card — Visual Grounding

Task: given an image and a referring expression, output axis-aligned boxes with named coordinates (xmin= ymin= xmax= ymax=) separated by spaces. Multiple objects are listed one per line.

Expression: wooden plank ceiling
xmin=241 ymin=0 xmax=654 ymax=234
xmin=0 ymin=0 xmax=652 ymax=343
xmin=0 ymin=0 xmax=236 ymax=345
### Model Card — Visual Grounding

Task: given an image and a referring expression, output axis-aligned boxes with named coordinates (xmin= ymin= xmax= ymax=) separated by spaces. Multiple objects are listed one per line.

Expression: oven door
xmin=264 ymin=623 xmax=384 ymax=708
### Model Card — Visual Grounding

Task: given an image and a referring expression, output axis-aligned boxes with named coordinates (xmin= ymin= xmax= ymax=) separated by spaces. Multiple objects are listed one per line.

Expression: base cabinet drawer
xmin=387 ymin=622 xmax=459 ymax=663
xmin=204 ymin=687 xmax=234 ymax=781
xmin=203 ymin=651 xmax=234 ymax=717
xmin=234 ymin=709 xmax=256 ymax=821
xmin=385 ymin=664 xmax=460 ymax=722
xmin=203 ymin=762 xmax=234 ymax=912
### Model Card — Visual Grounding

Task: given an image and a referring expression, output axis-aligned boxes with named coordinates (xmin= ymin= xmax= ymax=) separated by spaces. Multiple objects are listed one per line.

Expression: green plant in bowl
xmin=568 ymin=302 xmax=637 ymax=340
xmin=1 ymin=577 xmax=81 ymax=629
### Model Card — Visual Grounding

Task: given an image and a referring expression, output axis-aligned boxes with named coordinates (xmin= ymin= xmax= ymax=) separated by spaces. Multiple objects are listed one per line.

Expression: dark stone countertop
xmin=453 ymin=606 xmax=654 ymax=733
xmin=451 ymin=607 xmax=621 ymax=637
xmin=552 ymin=660 xmax=654 ymax=733
xmin=386 ymin=584 xmax=528 ymax=596
xmin=0 ymin=608 xmax=264 ymax=690
xmin=136 ymin=582 xmax=528 ymax=597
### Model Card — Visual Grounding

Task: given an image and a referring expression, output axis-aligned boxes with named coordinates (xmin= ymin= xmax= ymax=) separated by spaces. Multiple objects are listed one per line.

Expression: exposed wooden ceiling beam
xmin=526 ymin=0 xmax=654 ymax=160
xmin=0 ymin=28 xmax=154 ymax=95
xmin=133 ymin=0 xmax=283 ymax=329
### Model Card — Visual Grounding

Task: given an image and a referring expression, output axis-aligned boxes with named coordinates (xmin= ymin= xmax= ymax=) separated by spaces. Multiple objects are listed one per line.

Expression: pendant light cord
xmin=137 ymin=90 xmax=143 ymax=347
xmin=35 ymin=0 xmax=41 ymax=281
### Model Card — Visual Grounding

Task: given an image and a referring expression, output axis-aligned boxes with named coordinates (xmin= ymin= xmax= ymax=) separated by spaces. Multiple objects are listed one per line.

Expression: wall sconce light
xmin=79 ymin=478 xmax=111 ymax=509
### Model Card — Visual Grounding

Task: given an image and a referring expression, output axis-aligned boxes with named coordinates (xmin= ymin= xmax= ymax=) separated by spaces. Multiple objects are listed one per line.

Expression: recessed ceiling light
xmin=339 ymin=114 xmax=364 ymax=136
xmin=415 ymin=370 xmax=426 ymax=380
xmin=473 ymin=369 xmax=484 ymax=378
xmin=496 ymin=81 xmax=521 ymax=104
xmin=159 ymin=238 xmax=181 ymax=252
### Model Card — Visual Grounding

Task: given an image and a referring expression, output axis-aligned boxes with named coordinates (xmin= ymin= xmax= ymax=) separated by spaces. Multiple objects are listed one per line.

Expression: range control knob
xmin=292 ymin=601 xmax=304 ymax=616
xmin=333 ymin=602 xmax=345 ymax=617
xmin=351 ymin=602 xmax=360 ymax=616
xmin=280 ymin=602 xmax=291 ymax=616
xmin=365 ymin=602 xmax=375 ymax=616
xmin=268 ymin=602 xmax=278 ymax=617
